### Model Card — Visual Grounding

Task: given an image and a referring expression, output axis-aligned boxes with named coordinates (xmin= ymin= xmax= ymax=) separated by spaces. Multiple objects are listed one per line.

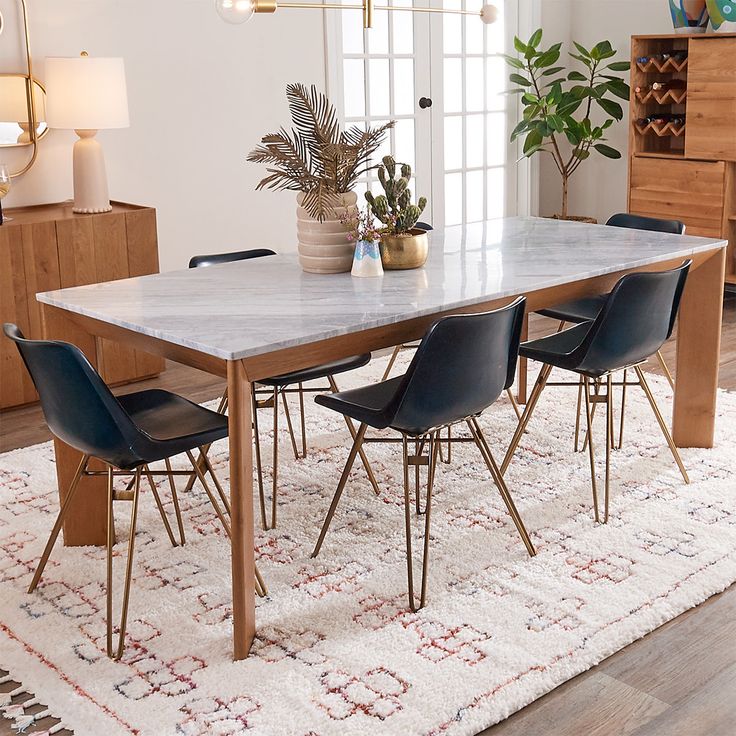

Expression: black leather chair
xmin=3 ymin=323 xmax=266 ymax=660
xmin=311 ymin=297 xmax=536 ymax=612
xmin=501 ymin=262 xmax=692 ymax=524
xmin=185 ymin=248 xmax=377 ymax=531
xmin=536 ymin=214 xmax=686 ymax=449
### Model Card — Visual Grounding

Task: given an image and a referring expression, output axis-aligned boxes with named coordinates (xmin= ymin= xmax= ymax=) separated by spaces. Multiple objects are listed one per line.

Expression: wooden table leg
xmin=673 ymin=247 xmax=726 ymax=448
xmin=41 ymin=304 xmax=108 ymax=546
xmin=517 ymin=311 xmax=529 ymax=405
xmin=227 ymin=359 xmax=256 ymax=660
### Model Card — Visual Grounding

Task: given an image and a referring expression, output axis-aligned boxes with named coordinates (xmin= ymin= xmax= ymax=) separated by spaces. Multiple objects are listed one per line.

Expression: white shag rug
xmin=1 ymin=357 xmax=735 ymax=736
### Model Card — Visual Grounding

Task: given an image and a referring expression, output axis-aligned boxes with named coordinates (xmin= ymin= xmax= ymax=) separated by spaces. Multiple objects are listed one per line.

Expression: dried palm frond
xmin=248 ymin=83 xmax=394 ymax=221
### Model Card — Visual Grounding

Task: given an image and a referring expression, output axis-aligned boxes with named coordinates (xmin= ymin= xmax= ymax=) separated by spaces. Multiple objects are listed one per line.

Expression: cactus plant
xmin=365 ymin=156 xmax=427 ymax=235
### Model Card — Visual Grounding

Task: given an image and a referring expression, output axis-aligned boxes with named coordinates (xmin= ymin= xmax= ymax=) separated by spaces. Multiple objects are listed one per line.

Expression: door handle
xmin=418 ymin=97 xmax=433 ymax=109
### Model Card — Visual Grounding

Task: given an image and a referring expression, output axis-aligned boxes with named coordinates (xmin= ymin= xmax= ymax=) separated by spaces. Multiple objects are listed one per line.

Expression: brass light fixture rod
xmin=13 ymin=0 xmax=39 ymax=178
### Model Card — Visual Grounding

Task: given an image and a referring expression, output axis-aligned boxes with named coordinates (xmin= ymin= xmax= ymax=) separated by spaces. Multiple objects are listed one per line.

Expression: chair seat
xmin=315 ymin=376 xmax=404 ymax=430
xmin=118 ymin=389 xmax=228 ymax=467
xmin=259 ymin=353 xmax=371 ymax=387
xmin=519 ymin=322 xmax=600 ymax=375
xmin=536 ymin=294 xmax=608 ymax=323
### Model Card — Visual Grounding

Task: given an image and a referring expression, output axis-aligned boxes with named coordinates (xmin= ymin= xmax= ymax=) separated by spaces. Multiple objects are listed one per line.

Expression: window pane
xmin=486 ymin=1 xmax=504 ymax=50
xmin=444 ymin=57 xmax=462 ymax=113
xmin=394 ymin=118 xmax=415 ymax=170
xmin=445 ymin=172 xmax=463 ymax=226
xmin=443 ymin=10 xmax=462 ymax=55
xmin=486 ymin=56 xmax=506 ymax=112
xmin=466 ymin=170 xmax=484 ymax=222
xmin=444 ymin=116 xmax=463 ymax=171
xmin=343 ymin=59 xmax=365 ymax=118
xmin=393 ymin=58 xmax=414 ymax=115
xmin=369 ymin=59 xmax=390 ymax=116
xmin=368 ymin=3 xmax=389 ymax=55
xmin=487 ymin=167 xmax=505 ymax=219
xmin=465 ymin=13 xmax=483 ymax=55
xmin=466 ymin=114 xmax=484 ymax=168
xmin=486 ymin=112 xmax=506 ymax=167
xmin=392 ymin=0 xmax=414 ymax=55
xmin=341 ymin=8 xmax=364 ymax=54
xmin=465 ymin=57 xmax=484 ymax=112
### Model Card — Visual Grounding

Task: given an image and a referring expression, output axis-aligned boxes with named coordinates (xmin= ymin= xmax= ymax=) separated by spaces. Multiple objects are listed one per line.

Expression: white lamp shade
xmin=0 ymin=76 xmax=46 ymax=123
xmin=45 ymin=56 xmax=129 ymax=130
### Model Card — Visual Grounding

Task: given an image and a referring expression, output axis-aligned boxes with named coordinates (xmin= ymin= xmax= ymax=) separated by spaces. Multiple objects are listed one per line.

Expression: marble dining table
xmin=36 ymin=216 xmax=727 ymax=660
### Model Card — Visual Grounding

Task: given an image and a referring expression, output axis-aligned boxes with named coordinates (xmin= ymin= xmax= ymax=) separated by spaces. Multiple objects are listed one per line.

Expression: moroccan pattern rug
xmin=1 ymin=359 xmax=735 ymax=736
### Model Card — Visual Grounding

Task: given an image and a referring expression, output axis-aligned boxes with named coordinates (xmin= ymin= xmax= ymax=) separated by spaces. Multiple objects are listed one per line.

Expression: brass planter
xmin=379 ymin=229 xmax=429 ymax=270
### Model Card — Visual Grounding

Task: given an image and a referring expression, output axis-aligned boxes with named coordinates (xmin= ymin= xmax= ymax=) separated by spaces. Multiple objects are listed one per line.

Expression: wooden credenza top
xmin=3 ymin=201 xmax=153 ymax=227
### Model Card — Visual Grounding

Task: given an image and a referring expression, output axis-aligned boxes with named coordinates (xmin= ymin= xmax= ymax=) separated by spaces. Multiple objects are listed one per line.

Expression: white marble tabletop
xmin=37 ymin=217 xmax=726 ymax=361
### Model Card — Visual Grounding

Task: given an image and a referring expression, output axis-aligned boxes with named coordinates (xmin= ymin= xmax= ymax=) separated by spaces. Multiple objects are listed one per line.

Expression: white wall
xmin=1 ymin=0 xmax=326 ymax=271
xmin=537 ymin=0 xmax=673 ymax=221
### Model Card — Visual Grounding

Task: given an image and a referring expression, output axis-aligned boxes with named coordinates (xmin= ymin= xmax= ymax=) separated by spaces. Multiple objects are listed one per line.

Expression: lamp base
xmin=72 ymin=130 xmax=112 ymax=214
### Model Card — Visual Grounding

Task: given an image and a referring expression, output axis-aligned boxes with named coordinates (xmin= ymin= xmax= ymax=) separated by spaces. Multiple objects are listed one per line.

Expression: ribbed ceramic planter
xmin=706 ymin=0 xmax=736 ymax=31
xmin=296 ymin=192 xmax=357 ymax=274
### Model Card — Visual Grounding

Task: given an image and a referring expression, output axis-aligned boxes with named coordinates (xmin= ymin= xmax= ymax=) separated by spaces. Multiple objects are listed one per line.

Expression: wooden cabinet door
xmin=686 ymin=38 xmax=736 ymax=161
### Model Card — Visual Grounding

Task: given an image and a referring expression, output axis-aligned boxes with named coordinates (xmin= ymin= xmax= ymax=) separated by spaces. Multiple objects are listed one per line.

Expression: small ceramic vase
xmin=706 ymin=0 xmax=736 ymax=31
xmin=351 ymin=240 xmax=384 ymax=278
xmin=669 ymin=0 xmax=710 ymax=33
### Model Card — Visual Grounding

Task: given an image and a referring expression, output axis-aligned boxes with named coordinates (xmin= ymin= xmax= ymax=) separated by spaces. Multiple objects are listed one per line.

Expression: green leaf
xmin=594 ymin=143 xmax=621 ymax=159
xmin=521 ymin=92 xmax=539 ymax=105
xmin=596 ymin=97 xmax=624 ymax=120
xmin=573 ymin=149 xmax=591 ymax=160
xmin=556 ymin=99 xmax=583 ymax=116
xmin=528 ymin=28 xmax=543 ymax=49
xmin=569 ymin=52 xmax=592 ymax=67
xmin=567 ymin=70 xmax=587 ymax=81
xmin=523 ymin=128 xmax=543 ymax=154
xmin=592 ymin=40 xmax=614 ymax=60
xmin=573 ymin=41 xmax=592 ymax=59
xmin=547 ymin=114 xmax=565 ymax=132
xmin=510 ymin=120 xmax=531 ymax=141
xmin=541 ymin=66 xmax=566 ymax=77
xmin=534 ymin=47 xmax=562 ymax=68
xmin=605 ymin=80 xmax=631 ymax=101
xmin=547 ymin=81 xmax=563 ymax=105
xmin=502 ymin=54 xmax=525 ymax=69
xmin=565 ymin=128 xmax=581 ymax=146
xmin=514 ymin=36 xmax=528 ymax=54
xmin=606 ymin=61 xmax=631 ymax=71
xmin=509 ymin=73 xmax=533 ymax=87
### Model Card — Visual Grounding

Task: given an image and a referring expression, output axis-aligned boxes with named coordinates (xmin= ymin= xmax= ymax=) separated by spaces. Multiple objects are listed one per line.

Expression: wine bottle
xmin=652 ymin=79 xmax=686 ymax=91
xmin=635 ymin=84 xmax=651 ymax=94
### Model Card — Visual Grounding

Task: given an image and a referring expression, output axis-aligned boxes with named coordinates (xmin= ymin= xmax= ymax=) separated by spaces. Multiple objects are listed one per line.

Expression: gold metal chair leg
xmin=109 ymin=468 xmax=142 ymax=660
xmin=183 ymin=390 xmax=230 ymax=493
xmin=254 ymin=564 xmax=268 ymax=598
xmin=574 ymin=375 xmax=584 ymax=452
xmin=583 ymin=377 xmax=601 ymax=523
xmin=269 ymin=387 xmax=279 ymax=530
xmin=281 ymin=385 xmax=302 ymax=461
xmin=312 ymin=423 xmax=368 ymax=558
xmin=186 ymin=449 xmax=232 ymax=537
xmin=199 ymin=452 xmax=232 ymax=517
xmin=581 ymin=378 xmax=602 ymax=453
xmin=468 ymin=418 xmax=536 ymax=557
xmin=142 ymin=465 xmax=178 ymax=548
xmin=163 ymin=457 xmax=186 ymax=546
xmin=618 ymin=368 xmax=628 ymax=450
xmin=328 ymin=376 xmax=381 ymax=497
xmin=500 ymin=363 xmax=553 ymax=476
xmin=403 ymin=433 xmax=438 ymax=613
xmin=252 ymin=387 xmax=268 ymax=531
xmin=28 ymin=453 xmax=89 ymax=594
xmin=381 ymin=345 xmax=402 ymax=381
xmin=605 ymin=375 xmax=614 ymax=523
xmin=105 ymin=465 xmax=115 ymax=657
xmin=655 ymin=349 xmax=675 ymax=390
xmin=634 ymin=366 xmax=690 ymax=484
xmin=298 ymin=382 xmax=307 ymax=458
xmin=507 ymin=388 xmax=522 ymax=422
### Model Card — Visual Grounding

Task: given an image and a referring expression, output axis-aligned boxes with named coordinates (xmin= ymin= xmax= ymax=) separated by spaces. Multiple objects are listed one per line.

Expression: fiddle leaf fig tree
xmin=505 ymin=29 xmax=630 ymax=219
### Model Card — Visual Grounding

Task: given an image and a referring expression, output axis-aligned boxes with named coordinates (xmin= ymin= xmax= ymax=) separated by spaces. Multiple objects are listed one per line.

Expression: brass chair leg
xmin=312 ymin=423 xmax=368 ymax=558
xmin=269 ymin=387 xmax=279 ymax=530
xmin=199 ymin=453 xmax=231 ymax=517
xmin=186 ymin=449 xmax=232 ymax=537
xmin=381 ymin=345 xmax=402 ymax=381
xmin=163 ymin=457 xmax=186 ymax=546
xmin=507 ymin=388 xmax=523 ymax=422
xmin=105 ymin=465 xmax=115 ymax=657
xmin=583 ymin=377 xmax=601 ymax=523
xmin=109 ymin=468 xmax=142 ymax=660
xmin=254 ymin=564 xmax=268 ymax=598
xmin=655 ymin=349 xmax=675 ymax=390
xmin=298 ymin=382 xmax=307 ymax=458
xmin=634 ymin=366 xmax=690 ymax=484
xmin=142 ymin=465 xmax=178 ymax=548
xmin=252 ymin=387 xmax=268 ymax=531
xmin=328 ymin=376 xmax=381 ymax=497
xmin=403 ymin=433 xmax=438 ymax=613
xmin=183 ymin=390 xmax=229 ymax=494
xmin=574 ymin=376 xmax=584 ymax=452
xmin=605 ymin=375 xmax=613 ymax=523
xmin=581 ymin=378 xmax=602 ymax=453
xmin=468 ymin=418 xmax=536 ymax=558
xmin=281 ymin=385 xmax=302 ymax=461
xmin=500 ymin=363 xmax=553 ymax=475
xmin=618 ymin=368 xmax=628 ymax=450
xmin=28 ymin=453 xmax=89 ymax=593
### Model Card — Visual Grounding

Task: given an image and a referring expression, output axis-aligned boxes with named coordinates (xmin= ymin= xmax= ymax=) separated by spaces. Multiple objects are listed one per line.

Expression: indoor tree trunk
xmin=561 ymin=174 xmax=569 ymax=220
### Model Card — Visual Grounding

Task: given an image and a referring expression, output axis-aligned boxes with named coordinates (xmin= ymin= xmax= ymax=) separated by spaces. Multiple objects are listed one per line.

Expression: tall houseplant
xmin=248 ymin=83 xmax=393 ymax=273
xmin=504 ymin=30 xmax=630 ymax=220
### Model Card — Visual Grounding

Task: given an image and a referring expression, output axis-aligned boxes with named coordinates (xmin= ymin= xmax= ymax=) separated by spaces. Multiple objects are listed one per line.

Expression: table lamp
xmin=45 ymin=53 xmax=129 ymax=213
xmin=0 ymin=76 xmax=46 ymax=144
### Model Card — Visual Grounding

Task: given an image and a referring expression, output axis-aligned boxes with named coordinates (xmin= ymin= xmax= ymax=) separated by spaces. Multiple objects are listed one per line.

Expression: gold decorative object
xmin=379 ymin=229 xmax=429 ymax=270
xmin=215 ymin=0 xmax=498 ymax=30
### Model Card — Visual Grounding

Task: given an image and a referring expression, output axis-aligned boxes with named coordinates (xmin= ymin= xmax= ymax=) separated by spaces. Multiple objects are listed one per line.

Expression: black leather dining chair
xmin=184 ymin=248 xmax=378 ymax=531
xmin=501 ymin=262 xmax=692 ymax=524
xmin=3 ymin=323 xmax=266 ymax=660
xmin=536 ymin=213 xmax=686 ymax=449
xmin=310 ymin=297 xmax=536 ymax=612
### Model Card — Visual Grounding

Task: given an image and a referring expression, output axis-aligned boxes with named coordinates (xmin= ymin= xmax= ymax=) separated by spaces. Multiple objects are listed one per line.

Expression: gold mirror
xmin=0 ymin=0 xmax=44 ymax=176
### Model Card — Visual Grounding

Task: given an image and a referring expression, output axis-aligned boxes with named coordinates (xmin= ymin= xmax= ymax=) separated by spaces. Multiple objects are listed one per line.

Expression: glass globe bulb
xmin=215 ymin=0 xmax=256 ymax=24
xmin=480 ymin=4 xmax=498 ymax=24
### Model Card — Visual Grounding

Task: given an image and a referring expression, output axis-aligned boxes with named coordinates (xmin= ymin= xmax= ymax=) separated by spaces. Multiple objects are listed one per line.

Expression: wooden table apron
xmin=38 ymin=245 xmax=726 ymax=660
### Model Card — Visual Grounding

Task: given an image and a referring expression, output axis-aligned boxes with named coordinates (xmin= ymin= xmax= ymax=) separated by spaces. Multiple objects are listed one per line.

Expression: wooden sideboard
xmin=0 ymin=201 xmax=165 ymax=410
xmin=628 ymin=33 xmax=736 ymax=285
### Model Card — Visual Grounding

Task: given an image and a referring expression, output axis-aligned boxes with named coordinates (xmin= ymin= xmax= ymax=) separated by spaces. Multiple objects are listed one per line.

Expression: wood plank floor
xmin=0 ymin=293 xmax=734 ymax=736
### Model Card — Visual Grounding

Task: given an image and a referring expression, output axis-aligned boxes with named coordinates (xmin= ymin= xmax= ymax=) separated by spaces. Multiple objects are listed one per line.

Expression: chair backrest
xmin=386 ymin=297 xmax=526 ymax=433
xmin=188 ymin=248 xmax=276 ymax=269
xmin=606 ymin=213 xmax=685 ymax=236
xmin=3 ymin=324 xmax=143 ymax=467
xmin=415 ymin=222 xmax=433 ymax=232
xmin=573 ymin=261 xmax=691 ymax=375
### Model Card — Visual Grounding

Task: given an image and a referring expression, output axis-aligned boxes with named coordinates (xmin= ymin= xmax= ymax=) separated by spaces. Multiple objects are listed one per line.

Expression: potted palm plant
xmin=248 ymin=83 xmax=393 ymax=273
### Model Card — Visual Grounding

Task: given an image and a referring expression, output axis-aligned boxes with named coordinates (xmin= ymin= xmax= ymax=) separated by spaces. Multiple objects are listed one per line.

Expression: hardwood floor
xmin=0 ymin=293 xmax=734 ymax=736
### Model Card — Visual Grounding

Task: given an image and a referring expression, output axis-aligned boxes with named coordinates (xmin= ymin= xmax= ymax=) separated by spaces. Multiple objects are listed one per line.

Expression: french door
xmin=326 ymin=0 xmax=521 ymax=229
